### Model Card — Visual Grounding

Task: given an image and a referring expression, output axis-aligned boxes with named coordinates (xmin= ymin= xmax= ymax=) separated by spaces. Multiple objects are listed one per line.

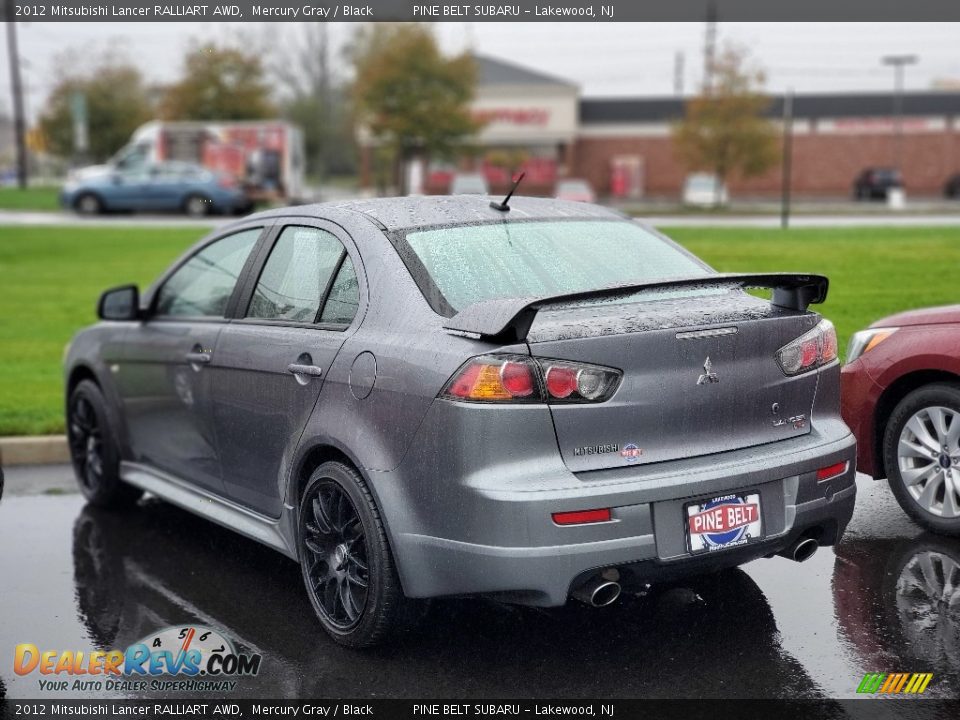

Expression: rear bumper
xmin=376 ymin=400 xmax=857 ymax=606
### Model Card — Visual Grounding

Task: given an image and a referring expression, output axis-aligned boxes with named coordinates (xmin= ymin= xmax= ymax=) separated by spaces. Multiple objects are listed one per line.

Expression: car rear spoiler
xmin=442 ymin=273 xmax=828 ymax=343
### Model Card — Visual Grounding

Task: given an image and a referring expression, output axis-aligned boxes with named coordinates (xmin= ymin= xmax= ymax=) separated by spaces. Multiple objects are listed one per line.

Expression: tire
xmin=67 ymin=380 xmax=142 ymax=509
xmin=75 ymin=193 xmax=103 ymax=215
xmin=298 ymin=461 xmax=415 ymax=647
xmin=183 ymin=194 xmax=210 ymax=217
xmin=883 ymin=382 xmax=960 ymax=536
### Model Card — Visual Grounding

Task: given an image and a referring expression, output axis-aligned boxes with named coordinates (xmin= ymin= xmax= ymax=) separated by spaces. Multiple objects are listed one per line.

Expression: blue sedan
xmin=61 ymin=161 xmax=253 ymax=217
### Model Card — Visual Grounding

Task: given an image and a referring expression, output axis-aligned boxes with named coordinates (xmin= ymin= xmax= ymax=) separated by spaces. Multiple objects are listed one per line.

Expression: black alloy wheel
xmin=67 ymin=380 xmax=142 ymax=508
xmin=69 ymin=394 xmax=105 ymax=494
xmin=302 ymin=480 xmax=370 ymax=629
xmin=298 ymin=461 xmax=418 ymax=647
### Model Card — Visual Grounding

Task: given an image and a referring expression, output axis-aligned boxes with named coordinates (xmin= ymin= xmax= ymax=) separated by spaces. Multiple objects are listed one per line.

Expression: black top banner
xmin=3 ymin=0 xmax=960 ymax=22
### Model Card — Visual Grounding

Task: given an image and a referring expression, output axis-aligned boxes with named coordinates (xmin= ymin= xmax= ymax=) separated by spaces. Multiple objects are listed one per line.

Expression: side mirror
xmin=111 ymin=173 xmax=124 ymax=185
xmin=98 ymin=285 xmax=140 ymax=321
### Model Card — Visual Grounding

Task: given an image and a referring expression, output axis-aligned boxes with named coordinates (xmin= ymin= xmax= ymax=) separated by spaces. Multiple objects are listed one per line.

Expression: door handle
xmin=287 ymin=363 xmax=323 ymax=377
xmin=185 ymin=342 xmax=212 ymax=371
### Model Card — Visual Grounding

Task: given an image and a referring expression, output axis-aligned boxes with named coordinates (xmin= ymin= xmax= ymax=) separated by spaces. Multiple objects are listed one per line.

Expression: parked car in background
xmin=944 ymin=173 xmax=960 ymax=199
xmin=61 ymin=161 xmax=253 ymax=217
xmin=449 ymin=173 xmax=489 ymax=195
xmin=554 ymin=178 xmax=596 ymax=203
xmin=66 ymin=196 xmax=855 ymax=647
xmin=853 ymin=168 xmax=903 ymax=201
xmin=841 ymin=306 xmax=960 ymax=535
xmin=682 ymin=174 xmax=728 ymax=208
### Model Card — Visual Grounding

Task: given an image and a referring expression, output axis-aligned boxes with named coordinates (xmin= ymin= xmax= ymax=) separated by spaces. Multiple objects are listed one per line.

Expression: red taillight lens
xmin=552 ymin=508 xmax=612 ymax=525
xmin=500 ymin=361 xmax=535 ymax=397
xmin=800 ymin=339 xmax=819 ymax=368
xmin=777 ymin=319 xmax=838 ymax=376
xmin=218 ymin=174 xmax=237 ymax=189
xmin=816 ymin=461 xmax=848 ymax=481
xmin=546 ymin=366 xmax=578 ymax=399
xmin=440 ymin=355 xmax=621 ymax=404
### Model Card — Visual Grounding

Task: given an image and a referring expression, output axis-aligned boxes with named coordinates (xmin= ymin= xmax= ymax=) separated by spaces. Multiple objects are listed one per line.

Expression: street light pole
xmin=4 ymin=1 xmax=29 ymax=189
xmin=780 ymin=89 xmax=794 ymax=230
xmin=881 ymin=54 xmax=918 ymax=174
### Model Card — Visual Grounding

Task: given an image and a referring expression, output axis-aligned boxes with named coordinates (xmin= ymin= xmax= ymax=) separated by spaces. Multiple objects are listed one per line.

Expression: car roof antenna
xmin=490 ymin=171 xmax=525 ymax=212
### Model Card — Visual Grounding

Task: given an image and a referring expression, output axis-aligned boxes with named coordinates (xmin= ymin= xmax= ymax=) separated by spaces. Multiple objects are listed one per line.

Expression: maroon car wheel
xmin=884 ymin=383 xmax=960 ymax=536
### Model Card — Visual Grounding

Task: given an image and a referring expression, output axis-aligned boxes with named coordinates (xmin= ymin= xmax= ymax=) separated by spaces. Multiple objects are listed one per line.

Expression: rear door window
xmin=247 ymin=226 xmax=348 ymax=323
xmin=319 ymin=258 xmax=360 ymax=325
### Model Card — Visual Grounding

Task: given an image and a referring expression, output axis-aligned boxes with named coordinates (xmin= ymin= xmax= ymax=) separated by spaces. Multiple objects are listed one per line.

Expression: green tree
xmin=161 ymin=42 xmax=275 ymax=121
xmin=672 ymin=45 xmax=779 ymax=205
xmin=38 ymin=59 xmax=152 ymax=162
xmin=349 ymin=24 xmax=481 ymax=193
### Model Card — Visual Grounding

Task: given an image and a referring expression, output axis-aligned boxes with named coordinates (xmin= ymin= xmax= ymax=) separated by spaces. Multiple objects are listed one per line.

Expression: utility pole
xmin=673 ymin=51 xmax=685 ymax=96
xmin=316 ymin=22 xmax=330 ymax=199
xmin=703 ymin=0 xmax=718 ymax=93
xmin=5 ymin=2 xmax=29 ymax=189
xmin=780 ymin=90 xmax=795 ymax=230
xmin=881 ymin=54 xmax=918 ymax=173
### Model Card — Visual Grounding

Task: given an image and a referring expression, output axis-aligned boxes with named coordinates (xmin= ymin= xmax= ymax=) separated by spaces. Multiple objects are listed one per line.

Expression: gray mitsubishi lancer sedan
xmin=64 ymin=196 xmax=857 ymax=647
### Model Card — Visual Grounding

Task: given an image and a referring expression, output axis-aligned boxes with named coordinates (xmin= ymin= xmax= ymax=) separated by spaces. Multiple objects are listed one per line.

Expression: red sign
xmin=688 ymin=502 xmax=759 ymax=535
xmin=473 ymin=108 xmax=550 ymax=126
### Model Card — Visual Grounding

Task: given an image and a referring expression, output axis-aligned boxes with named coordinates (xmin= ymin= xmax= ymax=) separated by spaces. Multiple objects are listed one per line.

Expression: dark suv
xmin=853 ymin=168 xmax=903 ymax=201
xmin=944 ymin=173 xmax=960 ymax=199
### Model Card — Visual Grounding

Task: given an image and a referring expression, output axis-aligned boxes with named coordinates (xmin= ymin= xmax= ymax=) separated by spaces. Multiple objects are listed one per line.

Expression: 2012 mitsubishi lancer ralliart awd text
xmin=63 ymin=195 xmax=856 ymax=647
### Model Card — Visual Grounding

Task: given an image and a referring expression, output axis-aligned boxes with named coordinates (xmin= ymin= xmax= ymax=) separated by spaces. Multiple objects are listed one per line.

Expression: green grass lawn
xmin=0 ymin=186 xmax=63 ymax=212
xmin=1 ymin=223 xmax=958 ymax=436
xmin=0 ymin=225 xmax=210 ymax=435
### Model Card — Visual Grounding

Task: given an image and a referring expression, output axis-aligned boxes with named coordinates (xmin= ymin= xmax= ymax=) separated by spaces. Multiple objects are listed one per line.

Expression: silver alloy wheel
xmin=78 ymin=194 xmax=100 ymax=214
xmin=185 ymin=195 xmax=209 ymax=217
xmin=895 ymin=549 xmax=960 ymax=663
xmin=898 ymin=406 xmax=960 ymax=518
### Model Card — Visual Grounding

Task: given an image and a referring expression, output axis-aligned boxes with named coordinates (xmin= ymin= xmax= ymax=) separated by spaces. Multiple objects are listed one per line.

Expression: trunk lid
xmin=528 ymin=290 xmax=820 ymax=473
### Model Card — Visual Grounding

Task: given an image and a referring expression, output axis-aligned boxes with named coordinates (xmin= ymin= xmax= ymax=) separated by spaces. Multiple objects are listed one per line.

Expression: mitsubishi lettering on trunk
xmin=64 ymin=196 xmax=857 ymax=647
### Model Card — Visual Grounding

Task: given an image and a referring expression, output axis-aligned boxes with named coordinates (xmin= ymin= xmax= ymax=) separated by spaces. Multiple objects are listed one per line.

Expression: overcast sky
xmin=2 ymin=22 xmax=959 ymax=121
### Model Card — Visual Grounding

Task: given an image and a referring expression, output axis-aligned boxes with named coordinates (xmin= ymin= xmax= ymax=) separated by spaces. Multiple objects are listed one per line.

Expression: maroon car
xmin=842 ymin=306 xmax=960 ymax=535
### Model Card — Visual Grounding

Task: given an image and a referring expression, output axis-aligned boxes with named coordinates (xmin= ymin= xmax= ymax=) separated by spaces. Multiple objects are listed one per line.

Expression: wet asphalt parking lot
xmin=1 ymin=465 xmax=958 ymax=701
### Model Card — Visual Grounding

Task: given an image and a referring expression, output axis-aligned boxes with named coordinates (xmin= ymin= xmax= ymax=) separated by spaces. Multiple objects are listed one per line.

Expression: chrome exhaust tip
xmin=791 ymin=537 xmax=819 ymax=563
xmin=572 ymin=576 xmax=622 ymax=607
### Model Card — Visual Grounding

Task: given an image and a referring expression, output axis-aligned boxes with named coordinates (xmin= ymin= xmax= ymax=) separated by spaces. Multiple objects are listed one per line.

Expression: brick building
xmin=359 ymin=54 xmax=960 ymax=199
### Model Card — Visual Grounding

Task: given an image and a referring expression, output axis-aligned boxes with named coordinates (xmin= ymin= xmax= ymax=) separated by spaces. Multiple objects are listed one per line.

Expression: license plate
xmin=685 ymin=492 xmax=763 ymax=554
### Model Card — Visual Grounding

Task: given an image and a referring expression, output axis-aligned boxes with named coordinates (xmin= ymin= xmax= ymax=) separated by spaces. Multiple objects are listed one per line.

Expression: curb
xmin=0 ymin=435 xmax=70 ymax=466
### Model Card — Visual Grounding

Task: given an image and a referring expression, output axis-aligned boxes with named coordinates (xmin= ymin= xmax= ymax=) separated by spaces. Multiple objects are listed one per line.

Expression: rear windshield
xmin=401 ymin=219 xmax=709 ymax=314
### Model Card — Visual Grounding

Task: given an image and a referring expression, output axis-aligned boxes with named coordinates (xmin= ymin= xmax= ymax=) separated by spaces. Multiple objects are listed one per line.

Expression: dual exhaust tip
xmin=572 ymin=538 xmax=819 ymax=608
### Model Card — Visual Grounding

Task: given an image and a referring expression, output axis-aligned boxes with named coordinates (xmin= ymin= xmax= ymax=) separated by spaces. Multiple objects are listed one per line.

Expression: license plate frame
xmin=685 ymin=491 xmax=764 ymax=555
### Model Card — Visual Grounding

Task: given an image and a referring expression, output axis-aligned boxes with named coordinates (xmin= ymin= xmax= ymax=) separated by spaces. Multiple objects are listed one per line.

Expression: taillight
xmin=440 ymin=354 xmax=621 ymax=404
xmin=777 ymin=319 xmax=838 ymax=376
xmin=543 ymin=361 xmax=619 ymax=402
xmin=218 ymin=174 xmax=237 ymax=189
